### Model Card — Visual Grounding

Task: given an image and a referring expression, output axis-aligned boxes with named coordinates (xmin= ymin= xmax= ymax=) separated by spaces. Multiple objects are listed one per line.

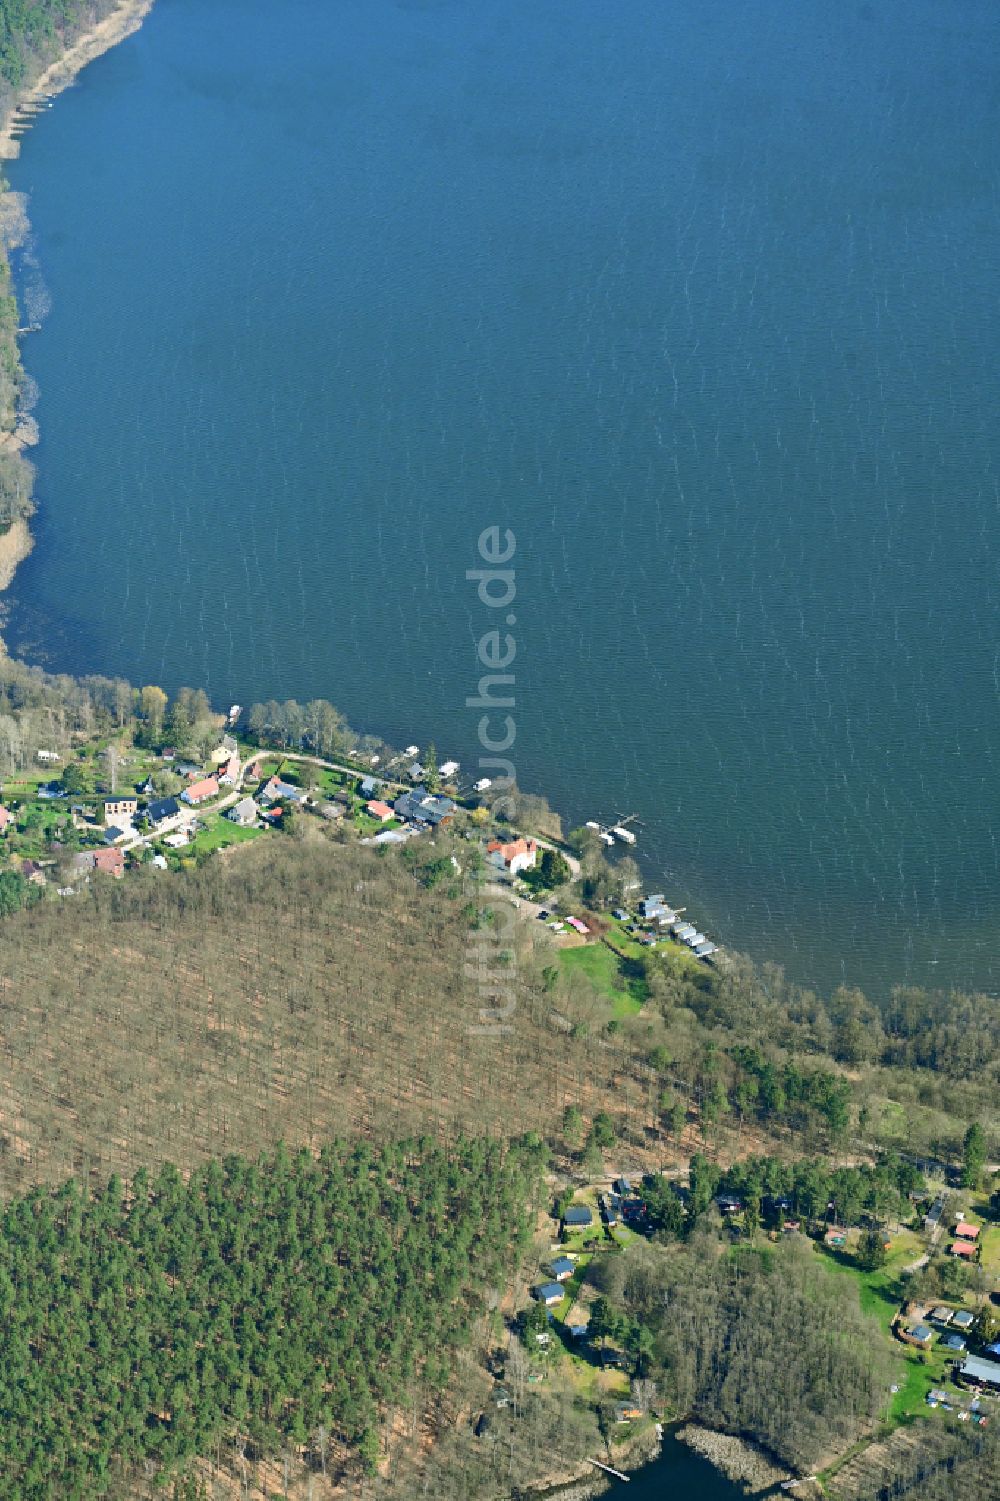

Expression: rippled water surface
xmin=5 ymin=0 xmax=999 ymax=996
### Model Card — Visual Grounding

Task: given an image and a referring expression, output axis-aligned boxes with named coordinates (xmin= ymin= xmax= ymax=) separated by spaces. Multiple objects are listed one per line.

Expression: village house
xmin=614 ymin=1403 xmax=644 ymax=1424
xmin=954 ymin=1221 xmax=979 ymax=1242
xmin=181 ymin=776 xmax=219 ymax=807
xmin=0 ymin=806 xmax=13 ymax=833
xmin=104 ymin=797 xmax=138 ymax=823
xmin=359 ymin=776 xmax=381 ymax=798
xmin=563 ymin=1205 xmax=594 ymax=1230
xmin=92 ymin=848 xmax=125 ymax=879
xmin=532 ymin=1283 xmax=564 ymax=1308
xmin=950 ymin=1239 xmax=977 ymax=1259
xmin=898 ymin=1323 xmax=935 ymax=1350
xmin=146 ymin=796 xmax=180 ymax=827
xmin=548 ymin=1257 xmax=575 ymax=1282
xmin=211 ymin=734 xmax=238 ymax=764
xmin=394 ymin=787 xmax=456 ymax=827
xmin=486 ymin=836 xmax=538 ymax=874
xmin=218 ymin=752 xmax=241 ymax=786
xmin=366 ymin=800 xmax=395 ymax=823
xmin=226 ymin=797 xmax=258 ymax=828
xmin=259 ymin=775 xmax=306 ymax=806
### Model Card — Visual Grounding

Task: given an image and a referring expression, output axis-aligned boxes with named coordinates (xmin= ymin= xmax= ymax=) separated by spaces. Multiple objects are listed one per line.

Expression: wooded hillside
xmin=0 ymin=837 xmax=633 ymax=1197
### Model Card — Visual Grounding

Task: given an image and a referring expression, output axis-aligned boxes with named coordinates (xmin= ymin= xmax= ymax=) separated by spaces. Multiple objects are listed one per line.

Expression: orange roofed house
xmin=487 ymin=837 xmax=538 ymax=875
xmin=181 ymin=776 xmax=219 ymax=807
xmin=92 ymin=848 xmax=125 ymax=879
xmin=366 ymin=800 xmax=395 ymax=823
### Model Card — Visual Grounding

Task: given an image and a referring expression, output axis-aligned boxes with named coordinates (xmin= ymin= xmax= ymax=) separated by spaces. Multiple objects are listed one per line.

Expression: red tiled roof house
xmin=181 ymin=776 xmax=219 ymax=806
xmin=487 ymin=837 xmax=538 ymax=875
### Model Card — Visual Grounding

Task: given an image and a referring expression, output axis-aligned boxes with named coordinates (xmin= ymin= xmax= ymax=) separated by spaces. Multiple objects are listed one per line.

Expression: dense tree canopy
xmin=0 ymin=1135 xmax=546 ymax=1497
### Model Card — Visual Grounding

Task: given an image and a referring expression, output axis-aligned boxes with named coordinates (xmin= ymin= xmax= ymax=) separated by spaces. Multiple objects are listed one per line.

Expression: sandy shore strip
xmin=677 ymin=1425 xmax=789 ymax=1493
xmin=0 ymin=518 xmax=34 ymax=590
xmin=0 ymin=0 xmax=156 ymax=160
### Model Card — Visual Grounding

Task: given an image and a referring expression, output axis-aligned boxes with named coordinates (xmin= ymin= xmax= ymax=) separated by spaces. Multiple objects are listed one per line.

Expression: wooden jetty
xmin=587 ymin=1458 xmax=630 ymax=1481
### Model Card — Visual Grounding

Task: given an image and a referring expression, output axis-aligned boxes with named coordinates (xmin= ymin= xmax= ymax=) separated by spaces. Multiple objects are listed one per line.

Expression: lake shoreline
xmin=0 ymin=0 xmax=156 ymax=569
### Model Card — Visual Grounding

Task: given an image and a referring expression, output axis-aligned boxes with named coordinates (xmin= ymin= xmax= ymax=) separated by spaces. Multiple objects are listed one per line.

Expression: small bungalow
xmin=359 ymin=776 xmax=381 ymax=798
xmin=954 ymin=1221 xmax=979 ymax=1241
xmin=563 ymin=1205 xmax=594 ymax=1230
xmin=181 ymin=776 xmax=219 ymax=806
xmin=942 ymin=1334 xmax=968 ymax=1353
xmin=951 ymin=1309 xmax=975 ymax=1331
xmin=924 ymin=1196 xmax=947 ymax=1232
xmin=614 ymin=1177 xmax=633 ymax=1198
xmin=533 ymin=1283 xmax=564 ymax=1308
xmin=535 ymin=1282 xmax=564 ymax=1308
xmin=366 ymin=799 xmax=395 ymax=823
xmin=899 ymin=1323 xmax=935 ymax=1350
xmin=614 ymin=1403 xmax=643 ymax=1424
xmin=92 ymin=848 xmax=125 ymax=879
xmin=0 ymin=806 xmax=13 ymax=833
xmin=487 ymin=836 xmax=538 ymax=874
xmin=930 ymin=1306 xmax=954 ymax=1325
xmin=226 ymin=797 xmax=258 ymax=827
xmin=548 ymin=1257 xmax=575 ymax=1282
xmin=715 ymin=1194 xmax=744 ymax=1216
xmin=600 ymin=1193 xmax=621 ymax=1227
xmin=950 ymin=1240 xmax=977 ymax=1259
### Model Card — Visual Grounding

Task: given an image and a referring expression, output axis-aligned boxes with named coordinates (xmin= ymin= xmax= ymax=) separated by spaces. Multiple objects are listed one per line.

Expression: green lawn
xmin=187 ymin=812 xmax=264 ymax=855
xmin=817 ymin=1235 xmax=954 ymax=1424
xmin=559 ymin=942 xmax=648 ymax=1017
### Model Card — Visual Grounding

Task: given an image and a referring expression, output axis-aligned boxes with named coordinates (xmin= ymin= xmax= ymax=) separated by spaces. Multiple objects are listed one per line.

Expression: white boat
xmin=474 ymin=778 xmax=492 ymax=792
xmin=585 ymin=820 xmax=600 ymax=830
xmin=600 ymin=832 xmax=615 ymax=846
xmin=612 ymin=826 xmax=636 ymax=844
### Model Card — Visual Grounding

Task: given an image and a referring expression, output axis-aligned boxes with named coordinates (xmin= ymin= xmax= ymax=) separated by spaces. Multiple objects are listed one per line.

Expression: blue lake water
xmin=4 ymin=0 xmax=999 ymax=998
xmin=604 ymin=1432 xmax=745 ymax=1500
